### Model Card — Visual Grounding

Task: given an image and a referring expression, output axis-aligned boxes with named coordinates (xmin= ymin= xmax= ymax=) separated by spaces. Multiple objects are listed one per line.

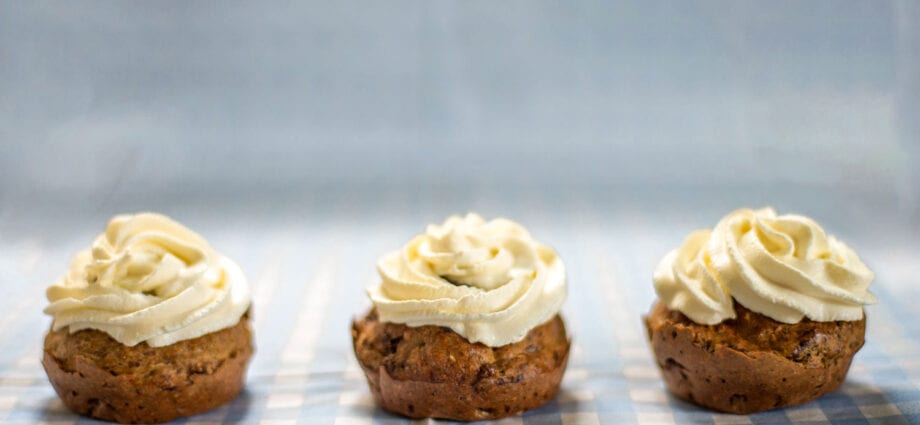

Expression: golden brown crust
xmin=645 ymin=301 xmax=865 ymax=414
xmin=351 ymin=309 xmax=570 ymax=421
xmin=42 ymin=318 xmax=253 ymax=424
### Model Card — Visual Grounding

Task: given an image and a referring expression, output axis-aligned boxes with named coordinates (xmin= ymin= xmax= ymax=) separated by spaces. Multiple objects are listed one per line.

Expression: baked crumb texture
xmin=43 ymin=318 xmax=253 ymax=424
xmin=352 ymin=310 xmax=570 ymax=421
xmin=645 ymin=301 xmax=865 ymax=414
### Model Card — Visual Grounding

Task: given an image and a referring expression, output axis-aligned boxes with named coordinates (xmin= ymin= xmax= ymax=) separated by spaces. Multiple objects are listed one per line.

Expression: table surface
xmin=0 ymin=190 xmax=918 ymax=425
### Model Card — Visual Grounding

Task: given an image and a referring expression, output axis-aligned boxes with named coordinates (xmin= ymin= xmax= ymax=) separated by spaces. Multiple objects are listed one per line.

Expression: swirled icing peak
xmin=368 ymin=213 xmax=566 ymax=347
xmin=654 ymin=208 xmax=876 ymax=325
xmin=45 ymin=213 xmax=251 ymax=347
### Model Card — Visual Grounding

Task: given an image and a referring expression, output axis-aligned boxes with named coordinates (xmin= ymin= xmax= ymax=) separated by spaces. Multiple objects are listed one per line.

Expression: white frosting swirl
xmin=654 ymin=208 xmax=876 ymax=324
xmin=45 ymin=213 xmax=251 ymax=347
xmin=369 ymin=213 xmax=566 ymax=347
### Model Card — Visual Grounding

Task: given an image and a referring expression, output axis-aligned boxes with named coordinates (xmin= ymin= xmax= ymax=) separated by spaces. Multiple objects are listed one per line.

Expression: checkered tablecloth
xmin=1 ymin=192 xmax=918 ymax=424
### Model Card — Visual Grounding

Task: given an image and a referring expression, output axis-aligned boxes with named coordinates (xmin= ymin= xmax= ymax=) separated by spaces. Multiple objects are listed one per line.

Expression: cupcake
xmin=42 ymin=213 xmax=253 ymax=424
xmin=352 ymin=213 xmax=570 ymax=421
xmin=646 ymin=208 xmax=876 ymax=414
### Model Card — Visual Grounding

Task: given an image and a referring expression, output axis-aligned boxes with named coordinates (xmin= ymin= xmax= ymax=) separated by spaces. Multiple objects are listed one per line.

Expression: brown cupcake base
xmin=352 ymin=310 xmax=570 ymax=421
xmin=42 ymin=318 xmax=253 ymax=424
xmin=645 ymin=301 xmax=866 ymax=414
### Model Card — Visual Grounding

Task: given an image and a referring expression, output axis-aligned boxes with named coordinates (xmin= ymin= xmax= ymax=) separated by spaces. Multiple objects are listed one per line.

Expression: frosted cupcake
xmin=42 ymin=213 xmax=253 ymax=423
xmin=646 ymin=208 xmax=876 ymax=413
xmin=352 ymin=213 xmax=570 ymax=421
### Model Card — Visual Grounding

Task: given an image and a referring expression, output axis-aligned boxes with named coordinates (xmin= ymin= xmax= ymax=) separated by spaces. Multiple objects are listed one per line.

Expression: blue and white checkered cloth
xmin=1 ymin=196 xmax=918 ymax=424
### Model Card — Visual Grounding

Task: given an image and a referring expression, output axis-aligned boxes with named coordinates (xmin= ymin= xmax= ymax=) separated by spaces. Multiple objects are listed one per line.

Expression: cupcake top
xmin=368 ymin=213 xmax=566 ymax=347
xmin=45 ymin=213 xmax=251 ymax=347
xmin=654 ymin=207 xmax=876 ymax=325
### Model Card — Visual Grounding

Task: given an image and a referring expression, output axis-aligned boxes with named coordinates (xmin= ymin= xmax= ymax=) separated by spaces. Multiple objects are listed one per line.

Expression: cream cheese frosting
xmin=368 ymin=213 xmax=566 ymax=347
xmin=45 ymin=213 xmax=251 ymax=347
xmin=654 ymin=208 xmax=876 ymax=325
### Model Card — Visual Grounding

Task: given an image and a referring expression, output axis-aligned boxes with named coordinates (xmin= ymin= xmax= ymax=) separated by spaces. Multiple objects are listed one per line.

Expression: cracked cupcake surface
xmin=646 ymin=207 xmax=875 ymax=414
xmin=42 ymin=213 xmax=253 ymax=424
xmin=354 ymin=213 xmax=570 ymax=421
xmin=352 ymin=309 xmax=569 ymax=420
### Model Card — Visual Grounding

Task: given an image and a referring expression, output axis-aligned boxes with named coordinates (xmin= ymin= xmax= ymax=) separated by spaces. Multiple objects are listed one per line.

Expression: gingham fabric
xmin=1 ymin=193 xmax=918 ymax=424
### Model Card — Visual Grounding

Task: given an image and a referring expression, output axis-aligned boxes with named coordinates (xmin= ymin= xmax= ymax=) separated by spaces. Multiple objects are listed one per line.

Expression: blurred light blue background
xmin=0 ymin=1 xmax=918 ymax=231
